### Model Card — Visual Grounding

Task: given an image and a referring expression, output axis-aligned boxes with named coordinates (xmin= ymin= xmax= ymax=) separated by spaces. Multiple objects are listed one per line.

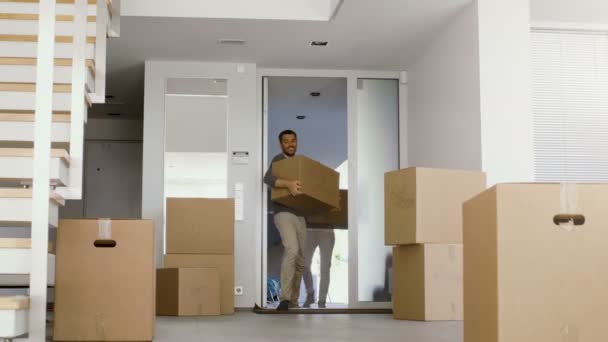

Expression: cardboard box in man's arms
xmin=271 ymin=155 xmax=340 ymax=215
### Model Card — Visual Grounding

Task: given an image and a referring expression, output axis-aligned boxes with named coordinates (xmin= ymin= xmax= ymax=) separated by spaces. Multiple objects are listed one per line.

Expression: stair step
xmin=0 ymin=296 xmax=28 ymax=338
xmin=0 ymin=82 xmax=71 ymax=93
xmin=0 ymin=188 xmax=63 ymax=228
xmin=0 ymin=238 xmax=53 ymax=252
xmin=0 ymin=91 xmax=72 ymax=111
xmin=0 ymin=112 xmax=71 ymax=122
xmin=0 ymin=147 xmax=69 ymax=161
xmin=0 ymin=63 xmax=95 ymax=88
xmin=0 ymin=0 xmax=97 ymax=4
xmin=0 ymin=1 xmax=98 ymax=16
xmin=0 ymin=249 xmax=55 ymax=286
xmin=0 ymin=296 xmax=28 ymax=310
xmin=0 ymin=13 xmax=96 ymax=21
xmin=0 ymin=112 xmax=71 ymax=145
xmin=0 ymin=57 xmax=94 ymax=69
xmin=0 ymin=34 xmax=96 ymax=44
xmin=0 ymin=148 xmax=70 ymax=186
xmin=0 ymin=16 xmax=97 ymax=36
xmin=0 ymin=38 xmax=95 ymax=59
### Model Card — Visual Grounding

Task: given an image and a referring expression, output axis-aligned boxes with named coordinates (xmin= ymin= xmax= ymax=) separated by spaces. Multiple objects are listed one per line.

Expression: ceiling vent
xmin=218 ymin=39 xmax=246 ymax=45
xmin=310 ymin=41 xmax=329 ymax=47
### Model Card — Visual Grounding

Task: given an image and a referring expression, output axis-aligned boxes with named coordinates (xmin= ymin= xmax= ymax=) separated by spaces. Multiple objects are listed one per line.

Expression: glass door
xmin=350 ymin=78 xmax=399 ymax=307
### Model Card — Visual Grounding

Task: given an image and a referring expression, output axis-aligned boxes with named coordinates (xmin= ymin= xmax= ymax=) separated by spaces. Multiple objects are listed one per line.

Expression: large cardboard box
xmin=385 ymin=167 xmax=485 ymax=245
xmin=166 ymin=198 xmax=234 ymax=254
xmin=392 ymin=244 xmax=463 ymax=321
xmin=164 ymin=254 xmax=234 ymax=315
xmin=156 ymin=268 xmax=221 ymax=316
xmin=54 ymin=219 xmax=155 ymax=341
xmin=305 ymin=190 xmax=348 ymax=229
xmin=464 ymin=184 xmax=608 ymax=342
xmin=271 ymin=155 xmax=340 ymax=215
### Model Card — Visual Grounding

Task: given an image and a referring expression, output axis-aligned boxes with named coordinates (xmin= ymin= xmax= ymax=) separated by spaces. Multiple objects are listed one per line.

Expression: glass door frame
xmin=258 ymin=68 xmax=405 ymax=309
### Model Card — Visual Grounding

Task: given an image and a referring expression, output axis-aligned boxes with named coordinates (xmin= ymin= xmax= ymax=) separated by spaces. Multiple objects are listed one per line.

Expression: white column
xmin=29 ymin=0 xmax=56 ymax=340
xmin=478 ymin=0 xmax=534 ymax=185
xmin=92 ymin=0 xmax=108 ymax=103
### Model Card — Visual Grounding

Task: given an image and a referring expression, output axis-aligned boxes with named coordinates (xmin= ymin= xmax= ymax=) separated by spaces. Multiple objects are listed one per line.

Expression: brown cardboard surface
xmin=156 ymin=268 xmax=221 ymax=316
xmin=464 ymin=184 xmax=608 ymax=342
xmin=385 ymin=167 xmax=485 ymax=245
xmin=305 ymin=190 xmax=348 ymax=229
xmin=164 ymin=254 xmax=234 ymax=315
xmin=166 ymin=198 xmax=234 ymax=254
xmin=54 ymin=219 xmax=155 ymax=341
xmin=271 ymin=155 xmax=340 ymax=215
xmin=393 ymin=244 xmax=463 ymax=321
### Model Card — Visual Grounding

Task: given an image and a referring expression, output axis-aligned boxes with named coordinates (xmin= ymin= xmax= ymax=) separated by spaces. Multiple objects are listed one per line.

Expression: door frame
xmin=257 ymin=68 xmax=405 ymax=309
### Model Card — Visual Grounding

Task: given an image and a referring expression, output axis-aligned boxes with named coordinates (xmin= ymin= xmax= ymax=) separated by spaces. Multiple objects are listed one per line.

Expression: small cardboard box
xmin=306 ymin=190 xmax=348 ymax=229
xmin=271 ymin=155 xmax=340 ymax=215
xmin=156 ymin=268 xmax=221 ymax=316
xmin=54 ymin=219 xmax=155 ymax=341
xmin=464 ymin=184 xmax=608 ymax=342
xmin=166 ymin=198 xmax=234 ymax=254
xmin=392 ymin=244 xmax=463 ymax=321
xmin=164 ymin=254 xmax=234 ymax=315
xmin=385 ymin=167 xmax=486 ymax=245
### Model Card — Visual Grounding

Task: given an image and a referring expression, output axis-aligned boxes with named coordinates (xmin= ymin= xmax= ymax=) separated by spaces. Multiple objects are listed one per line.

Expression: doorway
xmin=261 ymin=74 xmax=400 ymax=310
xmin=264 ymin=76 xmax=349 ymax=308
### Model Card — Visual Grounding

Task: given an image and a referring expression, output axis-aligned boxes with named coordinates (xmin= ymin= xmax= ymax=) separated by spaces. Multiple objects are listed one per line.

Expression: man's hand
xmin=287 ymin=180 xmax=303 ymax=196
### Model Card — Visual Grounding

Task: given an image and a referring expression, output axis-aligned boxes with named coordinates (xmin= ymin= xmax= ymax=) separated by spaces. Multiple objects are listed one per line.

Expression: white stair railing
xmin=90 ymin=0 xmax=109 ymax=104
xmin=57 ymin=0 xmax=88 ymax=202
xmin=29 ymin=0 xmax=57 ymax=340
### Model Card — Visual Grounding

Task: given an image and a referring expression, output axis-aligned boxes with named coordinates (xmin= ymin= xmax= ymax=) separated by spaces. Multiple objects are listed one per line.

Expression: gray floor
xmin=153 ymin=313 xmax=463 ymax=342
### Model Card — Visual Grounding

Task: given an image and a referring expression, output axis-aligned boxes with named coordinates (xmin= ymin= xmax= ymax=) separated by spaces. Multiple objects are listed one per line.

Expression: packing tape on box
xmin=95 ymin=313 xmax=107 ymax=341
xmin=559 ymin=183 xmax=579 ymax=231
xmin=98 ymin=218 xmax=112 ymax=239
xmin=561 ymin=324 xmax=579 ymax=342
xmin=448 ymin=245 xmax=457 ymax=261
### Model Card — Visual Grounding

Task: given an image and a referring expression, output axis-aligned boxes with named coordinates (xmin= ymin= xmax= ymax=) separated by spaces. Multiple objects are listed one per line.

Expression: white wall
xmin=406 ymin=0 xmax=534 ymax=185
xmin=407 ymin=4 xmax=482 ymax=171
xmin=478 ymin=0 xmax=534 ymax=185
xmin=142 ymin=61 xmax=259 ymax=308
xmin=60 ymin=118 xmax=144 ymax=219
xmin=165 ymin=95 xmax=228 ymax=153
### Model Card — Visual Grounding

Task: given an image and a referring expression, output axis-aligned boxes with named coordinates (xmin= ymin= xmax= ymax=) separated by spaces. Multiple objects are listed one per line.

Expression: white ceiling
xmin=122 ymin=0 xmax=343 ymax=21
xmin=531 ymin=0 xmax=608 ymax=24
xmin=94 ymin=0 xmax=608 ymax=118
xmin=94 ymin=0 xmax=472 ymax=117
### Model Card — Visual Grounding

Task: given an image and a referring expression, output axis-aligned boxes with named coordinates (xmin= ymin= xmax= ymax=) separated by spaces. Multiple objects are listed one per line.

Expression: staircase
xmin=0 ymin=0 xmax=118 ymax=340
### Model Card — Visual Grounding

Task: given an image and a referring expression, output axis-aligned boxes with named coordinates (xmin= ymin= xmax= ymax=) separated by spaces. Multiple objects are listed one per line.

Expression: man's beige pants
xmin=274 ymin=212 xmax=307 ymax=304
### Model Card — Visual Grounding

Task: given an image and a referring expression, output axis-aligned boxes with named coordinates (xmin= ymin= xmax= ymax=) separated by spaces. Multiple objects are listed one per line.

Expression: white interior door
xmin=84 ymin=141 xmax=143 ymax=218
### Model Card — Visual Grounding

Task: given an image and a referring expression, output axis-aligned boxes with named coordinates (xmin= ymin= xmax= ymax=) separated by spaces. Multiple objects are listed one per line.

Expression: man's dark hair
xmin=279 ymin=130 xmax=297 ymax=142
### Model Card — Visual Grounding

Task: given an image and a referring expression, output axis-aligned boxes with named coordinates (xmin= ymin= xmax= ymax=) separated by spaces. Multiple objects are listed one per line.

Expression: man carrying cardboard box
xmin=264 ymin=129 xmax=306 ymax=311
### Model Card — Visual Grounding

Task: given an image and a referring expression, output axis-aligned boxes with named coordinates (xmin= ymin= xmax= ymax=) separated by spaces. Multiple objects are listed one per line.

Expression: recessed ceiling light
xmin=218 ymin=39 xmax=246 ymax=45
xmin=310 ymin=41 xmax=329 ymax=47
xmin=297 ymin=115 xmax=306 ymax=120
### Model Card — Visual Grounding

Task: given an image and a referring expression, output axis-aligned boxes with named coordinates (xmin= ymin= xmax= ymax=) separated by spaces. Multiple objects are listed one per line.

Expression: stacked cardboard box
xmin=385 ymin=167 xmax=485 ymax=321
xmin=463 ymin=184 xmax=608 ymax=342
xmin=160 ymin=198 xmax=235 ymax=316
xmin=54 ymin=219 xmax=155 ymax=341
